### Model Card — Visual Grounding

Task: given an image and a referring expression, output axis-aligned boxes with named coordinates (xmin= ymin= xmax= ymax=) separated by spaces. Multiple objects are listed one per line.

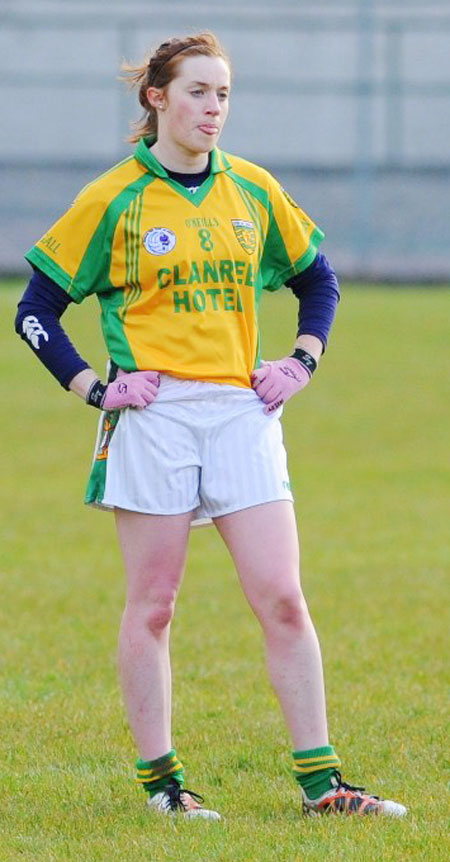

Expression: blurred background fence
xmin=1 ymin=0 xmax=449 ymax=281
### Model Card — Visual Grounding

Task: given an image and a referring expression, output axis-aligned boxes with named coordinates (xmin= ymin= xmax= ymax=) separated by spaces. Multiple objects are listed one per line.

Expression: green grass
xmin=1 ymin=280 xmax=449 ymax=861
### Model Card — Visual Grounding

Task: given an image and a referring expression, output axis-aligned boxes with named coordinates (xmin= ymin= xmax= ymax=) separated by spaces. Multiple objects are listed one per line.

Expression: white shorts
xmin=85 ymin=375 xmax=293 ymax=524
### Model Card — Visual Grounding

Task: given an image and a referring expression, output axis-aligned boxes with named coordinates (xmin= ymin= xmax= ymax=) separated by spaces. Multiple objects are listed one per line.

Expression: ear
xmin=146 ymin=86 xmax=166 ymax=110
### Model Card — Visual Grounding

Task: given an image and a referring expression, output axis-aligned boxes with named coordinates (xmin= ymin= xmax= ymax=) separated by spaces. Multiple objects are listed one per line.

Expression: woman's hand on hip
xmin=102 ymin=370 xmax=161 ymax=410
xmin=81 ymin=369 xmax=161 ymax=410
xmin=251 ymin=357 xmax=311 ymax=415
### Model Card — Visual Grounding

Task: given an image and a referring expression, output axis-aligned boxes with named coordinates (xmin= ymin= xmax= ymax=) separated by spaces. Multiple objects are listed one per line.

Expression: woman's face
xmin=149 ymin=54 xmax=231 ymax=156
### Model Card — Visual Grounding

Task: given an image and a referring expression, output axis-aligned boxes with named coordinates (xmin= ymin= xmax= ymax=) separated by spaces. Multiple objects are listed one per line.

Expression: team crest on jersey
xmin=143 ymin=227 xmax=177 ymax=255
xmin=231 ymin=219 xmax=256 ymax=255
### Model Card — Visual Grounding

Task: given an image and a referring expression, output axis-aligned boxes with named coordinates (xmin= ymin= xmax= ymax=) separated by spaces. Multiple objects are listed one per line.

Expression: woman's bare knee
xmin=260 ymin=589 xmax=310 ymax=633
xmin=145 ymin=599 xmax=175 ymax=634
xmin=124 ymin=591 xmax=177 ymax=636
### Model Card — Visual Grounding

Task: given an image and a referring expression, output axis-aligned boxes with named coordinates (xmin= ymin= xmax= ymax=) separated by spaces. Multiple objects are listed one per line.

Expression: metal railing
xmin=1 ymin=0 xmax=449 ymax=279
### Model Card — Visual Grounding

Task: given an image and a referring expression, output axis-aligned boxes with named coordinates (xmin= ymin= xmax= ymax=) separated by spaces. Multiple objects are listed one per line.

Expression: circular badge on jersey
xmin=143 ymin=227 xmax=177 ymax=255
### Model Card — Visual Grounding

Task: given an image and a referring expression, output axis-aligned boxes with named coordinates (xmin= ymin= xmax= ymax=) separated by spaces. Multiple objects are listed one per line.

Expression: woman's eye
xmin=218 ymin=92 xmax=228 ymax=101
xmin=191 ymin=89 xmax=204 ymax=96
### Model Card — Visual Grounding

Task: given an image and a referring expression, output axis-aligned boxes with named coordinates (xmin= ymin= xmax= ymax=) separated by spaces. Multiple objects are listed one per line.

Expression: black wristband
xmin=86 ymin=378 xmax=107 ymax=409
xmin=290 ymin=348 xmax=317 ymax=376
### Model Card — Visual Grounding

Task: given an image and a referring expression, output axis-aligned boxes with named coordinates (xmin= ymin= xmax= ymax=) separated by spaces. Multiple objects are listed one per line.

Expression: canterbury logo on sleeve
xmin=22 ymin=315 xmax=49 ymax=350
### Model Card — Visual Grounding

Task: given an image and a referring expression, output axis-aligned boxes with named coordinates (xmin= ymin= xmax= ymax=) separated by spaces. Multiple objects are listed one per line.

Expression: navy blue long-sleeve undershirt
xmin=15 ymin=269 xmax=89 ymax=389
xmin=286 ymin=252 xmax=340 ymax=347
xmin=15 ymin=254 xmax=339 ymax=389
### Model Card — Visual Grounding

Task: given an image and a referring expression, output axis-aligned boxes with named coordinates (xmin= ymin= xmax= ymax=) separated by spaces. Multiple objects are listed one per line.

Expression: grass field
xmin=1 ymin=281 xmax=449 ymax=861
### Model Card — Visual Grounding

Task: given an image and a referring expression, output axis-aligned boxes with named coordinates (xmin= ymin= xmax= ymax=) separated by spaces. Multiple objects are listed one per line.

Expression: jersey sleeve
xmin=260 ymin=178 xmax=325 ymax=292
xmin=25 ymin=188 xmax=114 ymax=303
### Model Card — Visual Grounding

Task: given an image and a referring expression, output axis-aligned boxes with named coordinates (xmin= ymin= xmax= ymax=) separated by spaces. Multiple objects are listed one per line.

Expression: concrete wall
xmin=1 ymin=0 xmax=449 ymax=280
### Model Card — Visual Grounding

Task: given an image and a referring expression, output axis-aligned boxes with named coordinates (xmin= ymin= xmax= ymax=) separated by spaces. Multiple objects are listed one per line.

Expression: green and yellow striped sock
xmin=292 ymin=745 xmax=341 ymax=800
xmin=136 ymin=749 xmax=185 ymax=797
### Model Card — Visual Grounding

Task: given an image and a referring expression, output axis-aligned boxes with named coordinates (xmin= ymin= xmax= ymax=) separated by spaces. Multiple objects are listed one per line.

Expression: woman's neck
xmin=150 ymin=139 xmax=209 ymax=174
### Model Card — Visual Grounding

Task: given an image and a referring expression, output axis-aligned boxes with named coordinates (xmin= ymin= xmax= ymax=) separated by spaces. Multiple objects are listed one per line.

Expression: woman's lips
xmin=198 ymin=125 xmax=218 ymax=135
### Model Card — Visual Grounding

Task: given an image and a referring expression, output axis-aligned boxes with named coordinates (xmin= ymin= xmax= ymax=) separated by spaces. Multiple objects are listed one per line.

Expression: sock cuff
xmin=136 ymin=749 xmax=184 ymax=789
xmin=136 ymin=749 xmax=176 ymax=771
xmin=292 ymin=745 xmax=341 ymax=775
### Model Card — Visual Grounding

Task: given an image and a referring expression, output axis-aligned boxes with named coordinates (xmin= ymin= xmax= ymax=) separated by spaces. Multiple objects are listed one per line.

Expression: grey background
xmin=1 ymin=0 xmax=449 ymax=280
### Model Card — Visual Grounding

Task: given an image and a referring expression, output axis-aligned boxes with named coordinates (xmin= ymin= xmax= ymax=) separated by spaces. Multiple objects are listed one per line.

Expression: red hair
xmin=121 ymin=32 xmax=230 ymax=143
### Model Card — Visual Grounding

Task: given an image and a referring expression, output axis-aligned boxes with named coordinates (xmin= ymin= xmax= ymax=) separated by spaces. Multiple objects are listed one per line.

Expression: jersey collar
xmin=134 ymin=136 xmax=231 ymax=177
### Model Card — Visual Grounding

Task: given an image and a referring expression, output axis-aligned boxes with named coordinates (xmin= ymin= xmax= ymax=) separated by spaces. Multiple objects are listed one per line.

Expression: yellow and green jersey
xmin=26 ymin=138 xmax=324 ymax=388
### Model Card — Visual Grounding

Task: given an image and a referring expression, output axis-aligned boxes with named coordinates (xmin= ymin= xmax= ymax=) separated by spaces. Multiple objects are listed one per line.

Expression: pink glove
xmin=102 ymin=370 xmax=160 ymax=410
xmin=251 ymin=357 xmax=311 ymax=414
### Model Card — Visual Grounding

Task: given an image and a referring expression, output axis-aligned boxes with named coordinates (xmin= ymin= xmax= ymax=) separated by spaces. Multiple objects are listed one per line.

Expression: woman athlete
xmin=16 ymin=32 xmax=406 ymax=820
